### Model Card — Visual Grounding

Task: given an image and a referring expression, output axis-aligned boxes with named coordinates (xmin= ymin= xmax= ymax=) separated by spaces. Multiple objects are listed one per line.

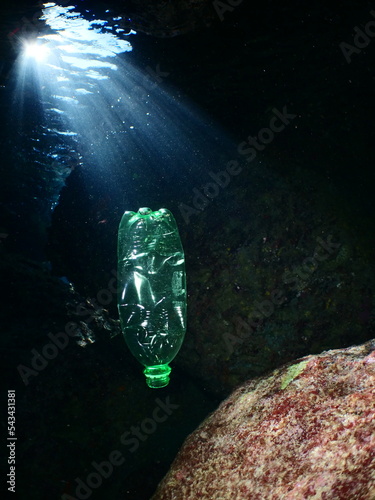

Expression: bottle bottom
xmin=144 ymin=364 xmax=172 ymax=389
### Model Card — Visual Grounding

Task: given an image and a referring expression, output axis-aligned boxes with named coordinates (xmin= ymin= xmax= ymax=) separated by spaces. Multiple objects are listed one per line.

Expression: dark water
xmin=1 ymin=1 xmax=374 ymax=499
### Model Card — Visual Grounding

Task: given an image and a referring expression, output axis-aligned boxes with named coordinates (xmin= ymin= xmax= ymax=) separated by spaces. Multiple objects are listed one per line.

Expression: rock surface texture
xmin=152 ymin=340 xmax=375 ymax=500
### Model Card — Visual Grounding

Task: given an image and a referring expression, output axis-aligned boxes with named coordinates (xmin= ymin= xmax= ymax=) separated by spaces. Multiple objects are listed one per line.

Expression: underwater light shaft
xmin=13 ymin=1 xmax=235 ymax=217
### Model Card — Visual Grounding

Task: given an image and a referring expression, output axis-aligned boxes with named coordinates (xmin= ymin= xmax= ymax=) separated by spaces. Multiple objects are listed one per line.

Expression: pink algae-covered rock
xmin=152 ymin=340 xmax=375 ymax=500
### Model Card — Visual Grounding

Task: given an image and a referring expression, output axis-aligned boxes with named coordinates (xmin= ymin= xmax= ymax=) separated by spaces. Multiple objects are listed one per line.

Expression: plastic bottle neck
xmin=144 ymin=364 xmax=172 ymax=388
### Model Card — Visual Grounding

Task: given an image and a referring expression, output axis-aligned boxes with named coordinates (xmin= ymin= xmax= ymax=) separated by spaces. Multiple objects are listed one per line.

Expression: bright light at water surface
xmin=38 ymin=2 xmax=133 ymax=74
xmin=23 ymin=41 xmax=51 ymax=61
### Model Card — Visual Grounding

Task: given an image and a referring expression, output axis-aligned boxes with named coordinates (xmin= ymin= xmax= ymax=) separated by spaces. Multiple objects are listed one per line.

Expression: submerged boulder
xmin=152 ymin=340 xmax=375 ymax=500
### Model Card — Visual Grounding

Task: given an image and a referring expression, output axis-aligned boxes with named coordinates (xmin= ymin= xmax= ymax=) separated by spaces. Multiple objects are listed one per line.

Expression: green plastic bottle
xmin=117 ymin=207 xmax=187 ymax=388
